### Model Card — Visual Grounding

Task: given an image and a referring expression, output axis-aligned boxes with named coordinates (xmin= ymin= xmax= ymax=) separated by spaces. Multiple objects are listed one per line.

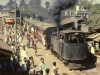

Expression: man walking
xmin=39 ymin=58 xmax=46 ymax=75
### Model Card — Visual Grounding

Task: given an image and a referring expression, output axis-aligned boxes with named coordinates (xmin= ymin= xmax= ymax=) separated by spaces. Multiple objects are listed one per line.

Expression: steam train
xmin=24 ymin=18 xmax=88 ymax=69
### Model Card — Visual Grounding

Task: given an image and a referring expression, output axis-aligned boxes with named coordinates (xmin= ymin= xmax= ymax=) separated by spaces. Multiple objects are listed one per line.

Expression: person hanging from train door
xmin=59 ymin=35 xmax=64 ymax=56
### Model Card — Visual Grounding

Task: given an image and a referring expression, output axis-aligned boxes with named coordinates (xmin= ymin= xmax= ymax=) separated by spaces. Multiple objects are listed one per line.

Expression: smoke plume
xmin=49 ymin=0 xmax=79 ymax=25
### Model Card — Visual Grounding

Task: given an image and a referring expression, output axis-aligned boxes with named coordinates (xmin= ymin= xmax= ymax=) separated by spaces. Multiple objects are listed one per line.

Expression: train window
xmin=65 ymin=34 xmax=85 ymax=43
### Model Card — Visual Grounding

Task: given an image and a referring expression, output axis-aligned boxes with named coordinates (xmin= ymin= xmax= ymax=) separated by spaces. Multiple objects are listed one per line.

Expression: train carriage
xmin=34 ymin=22 xmax=57 ymax=48
xmin=24 ymin=18 xmax=57 ymax=48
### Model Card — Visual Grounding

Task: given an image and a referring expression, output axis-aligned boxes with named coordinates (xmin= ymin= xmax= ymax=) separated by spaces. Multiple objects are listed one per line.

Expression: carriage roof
xmin=24 ymin=18 xmax=56 ymax=30
xmin=60 ymin=30 xmax=85 ymax=34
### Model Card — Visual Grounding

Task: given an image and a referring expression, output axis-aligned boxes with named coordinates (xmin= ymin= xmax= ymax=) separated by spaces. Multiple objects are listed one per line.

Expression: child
xmin=34 ymin=44 xmax=37 ymax=56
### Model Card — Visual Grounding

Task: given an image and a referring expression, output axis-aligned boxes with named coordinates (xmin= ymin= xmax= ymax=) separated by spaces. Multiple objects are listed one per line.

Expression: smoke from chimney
xmin=49 ymin=0 xmax=79 ymax=25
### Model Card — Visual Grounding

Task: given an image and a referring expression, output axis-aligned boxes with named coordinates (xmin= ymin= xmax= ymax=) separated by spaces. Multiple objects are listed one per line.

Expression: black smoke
xmin=49 ymin=0 xmax=78 ymax=24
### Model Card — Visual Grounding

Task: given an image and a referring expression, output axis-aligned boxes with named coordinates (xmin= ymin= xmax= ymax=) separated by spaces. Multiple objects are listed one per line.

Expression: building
xmin=75 ymin=6 xmax=91 ymax=16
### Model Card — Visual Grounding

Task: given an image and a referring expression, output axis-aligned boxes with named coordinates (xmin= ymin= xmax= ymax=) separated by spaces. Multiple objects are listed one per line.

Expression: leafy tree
xmin=45 ymin=1 xmax=50 ymax=9
xmin=6 ymin=0 xmax=14 ymax=9
xmin=19 ymin=0 xmax=26 ymax=6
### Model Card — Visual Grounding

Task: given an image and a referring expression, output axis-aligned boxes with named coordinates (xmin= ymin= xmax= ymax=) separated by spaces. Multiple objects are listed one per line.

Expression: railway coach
xmin=24 ymin=18 xmax=58 ymax=49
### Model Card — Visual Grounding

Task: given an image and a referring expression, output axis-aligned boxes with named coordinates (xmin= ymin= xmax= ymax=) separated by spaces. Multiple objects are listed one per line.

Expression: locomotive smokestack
xmin=49 ymin=0 xmax=78 ymax=36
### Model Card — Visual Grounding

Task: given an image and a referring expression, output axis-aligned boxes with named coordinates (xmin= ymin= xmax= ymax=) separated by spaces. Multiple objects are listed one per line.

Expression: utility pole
xmin=15 ymin=0 xmax=17 ymax=52
xmin=20 ymin=10 xmax=21 ymax=25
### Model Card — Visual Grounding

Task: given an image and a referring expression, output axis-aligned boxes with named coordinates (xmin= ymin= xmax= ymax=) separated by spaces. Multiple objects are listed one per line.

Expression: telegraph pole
xmin=15 ymin=0 xmax=17 ymax=52
xmin=20 ymin=10 xmax=21 ymax=25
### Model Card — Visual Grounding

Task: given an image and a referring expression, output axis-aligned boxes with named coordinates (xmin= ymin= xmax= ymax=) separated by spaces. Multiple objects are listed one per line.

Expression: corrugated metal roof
xmin=24 ymin=18 xmax=56 ymax=30
xmin=87 ymin=33 xmax=100 ymax=39
xmin=60 ymin=17 xmax=83 ymax=25
xmin=60 ymin=30 xmax=85 ymax=34
xmin=94 ymin=36 xmax=100 ymax=41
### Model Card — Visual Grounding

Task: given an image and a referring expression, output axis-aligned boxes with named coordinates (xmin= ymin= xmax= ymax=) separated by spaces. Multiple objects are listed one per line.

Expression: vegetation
xmin=1 ymin=0 xmax=100 ymax=29
xmin=75 ymin=0 xmax=100 ymax=29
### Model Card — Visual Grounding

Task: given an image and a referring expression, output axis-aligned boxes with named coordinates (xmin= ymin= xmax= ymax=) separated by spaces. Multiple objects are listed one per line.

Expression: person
xmin=2 ymin=25 xmax=4 ymax=35
xmin=31 ymin=38 xmax=34 ymax=48
xmin=30 ymin=56 xmax=34 ymax=69
xmin=27 ymin=35 xmax=31 ymax=48
xmin=20 ymin=46 xmax=29 ymax=61
xmin=6 ymin=60 xmax=13 ymax=75
xmin=0 ymin=62 xmax=2 ymax=75
xmin=53 ymin=69 xmax=59 ymax=75
xmin=34 ymin=44 xmax=38 ymax=56
xmin=13 ymin=53 xmax=19 ymax=69
xmin=51 ymin=62 xmax=58 ymax=75
xmin=19 ymin=35 xmax=23 ymax=45
xmin=39 ymin=70 xmax=43 ymax=75
xmin=15 ymin=64 xmax=22 ymax=75
xmin=59 ymin=35 xmax=64 ymax=56
xmin=11 ymin=43 xmax=16 ymax=52
xmin=39 ymin=58 xmax=46 ymax=75
xmin=31 ymin=26 xmax=34 ymax=34
xmin=45 ymin=68 xmax=50 ymax=75
xmin=29 ymin=69 xmax=35 ymax=75
xmin=60 ymin=35 xmax=64 ymax=44
xmin=21 ymin=57 xmax=28 ymax=75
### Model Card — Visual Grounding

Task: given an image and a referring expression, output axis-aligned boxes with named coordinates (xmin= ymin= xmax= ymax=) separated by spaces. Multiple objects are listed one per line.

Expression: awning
xmin=5 ymin=19 xmax=14 ymax=25
xmin=94 ymin=36 xmax=100 ymax=41
xmin=0 ymin=40 xmax=14 ymax=56
xmin=87 ymin=33 xmax=100 ymax=39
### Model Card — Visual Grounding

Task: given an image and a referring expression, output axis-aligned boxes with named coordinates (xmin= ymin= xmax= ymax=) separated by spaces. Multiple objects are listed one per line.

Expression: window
xmin=65 ymin=33 xmax=85 ymax=43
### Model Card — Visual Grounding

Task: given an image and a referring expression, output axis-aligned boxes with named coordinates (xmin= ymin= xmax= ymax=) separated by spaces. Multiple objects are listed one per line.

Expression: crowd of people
xmin=1 ymin=24 xmax=59 ymax=75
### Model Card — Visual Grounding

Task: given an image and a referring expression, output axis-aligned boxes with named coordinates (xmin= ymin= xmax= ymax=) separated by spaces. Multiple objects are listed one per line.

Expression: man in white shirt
xmin=19 ymin=35 xmax=22 ymax=45
xmin=21 ymin=57 xmax=28 ymax=75
xmin=31 ymin=26 xmax=34 ymax=34
xmin=20 ymin=46 xmax=29 ymax=61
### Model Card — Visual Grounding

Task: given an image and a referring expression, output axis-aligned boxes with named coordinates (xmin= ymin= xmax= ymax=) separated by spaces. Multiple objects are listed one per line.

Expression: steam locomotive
xmin=24 ymin=18 xmax=88 ymax=69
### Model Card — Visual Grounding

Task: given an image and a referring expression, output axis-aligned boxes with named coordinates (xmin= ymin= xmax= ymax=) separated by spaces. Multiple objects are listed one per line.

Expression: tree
xmin=19 ymin=0 xmax=26 ymax=6
xmin=45 ymin=1 xmax=50 ymax=9
xmin=29 ymin=0 xmax=34 ymax=6
xmin=6 ymin=0 xmax=14 ymax=8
